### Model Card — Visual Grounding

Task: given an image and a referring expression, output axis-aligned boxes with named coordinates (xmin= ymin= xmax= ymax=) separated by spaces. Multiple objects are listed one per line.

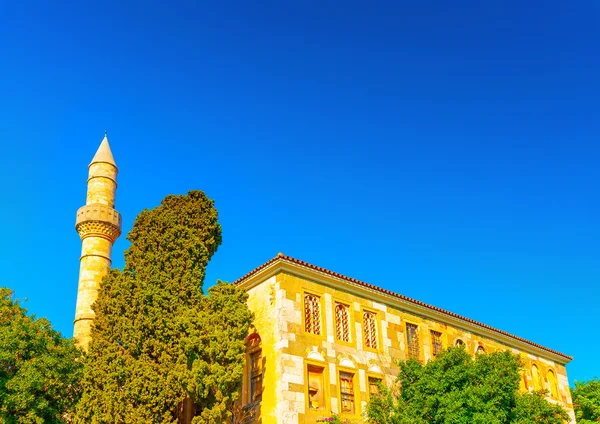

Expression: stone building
xmin=235 ymin=254 xmax=575 ymax=423
xmin=73 ymin=136 xmax=574 ymax=423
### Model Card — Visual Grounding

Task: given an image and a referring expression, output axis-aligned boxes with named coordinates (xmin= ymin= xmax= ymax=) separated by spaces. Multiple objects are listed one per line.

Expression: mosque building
xmin=73 ymin=136 xmax=575 ymax=423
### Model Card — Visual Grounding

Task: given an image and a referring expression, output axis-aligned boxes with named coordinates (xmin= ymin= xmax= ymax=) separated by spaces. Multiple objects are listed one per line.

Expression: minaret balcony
xmin=75 ymin=204 xmax=122 ymax=241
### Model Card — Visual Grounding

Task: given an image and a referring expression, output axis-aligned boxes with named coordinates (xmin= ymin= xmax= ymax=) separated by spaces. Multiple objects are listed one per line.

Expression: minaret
xmin=74 ymin=133 xmax=122 ymax=349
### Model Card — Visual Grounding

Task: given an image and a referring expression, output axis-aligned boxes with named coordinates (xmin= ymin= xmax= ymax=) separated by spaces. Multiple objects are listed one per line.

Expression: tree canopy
xmin=74 ymin=190 xmax=253 ymax=423
xmin=367 ymin=347 xmax=568 ymax=424
xmin=572 ymin=377 xmax=600 ymax=423
xmin=0 ymin=287 xmax=83 ymax=423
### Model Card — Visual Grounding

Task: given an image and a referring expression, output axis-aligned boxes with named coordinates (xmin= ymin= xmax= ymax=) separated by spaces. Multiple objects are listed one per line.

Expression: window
xmin=307 ymin=365 xmax=325 ymax=410
xmin=476 ymin=345 xmax=485 ymax=354
xmin=406 ymin=323 xmax=420 ymax=359
xmin=335 ymin=303 xmax=351 ymax=342
xmin=368 ymin=377 xmax=382 ymax=398
xmin=339 ymin=372 xmax=355 ymax=414
xmin=304 ymin=293 xmax=321 ymax=335
xmin=547 ymin=369 xmax=559 ymax=399
xmin=431 ymin=330 xmax=443 ymax=356
xmin=531 ymin=365 xmax=542 ymax=391
xmin=249 ymin=349 xmax=263 ymax=403
xmin=246 ymin=334 xmax=263 ymax=405
xmin=363 ymin=311 xmax=378 ymax=349
xmin=455 ymin=339 xmax=465 ymax=347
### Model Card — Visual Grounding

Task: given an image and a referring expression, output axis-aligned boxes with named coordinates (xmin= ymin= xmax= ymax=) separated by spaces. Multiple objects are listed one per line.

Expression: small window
xmin=455 ymin=339 xmax=464 ymax=347
xmin=406 ymin=323 xmax=420 ymax=359
xmin=307 ymin=365 xmax=325 ymax=410
xmin=368 ymin=377 xmax=382 ymax=398
xmin=249 ymin=349 xmax=263 ymax=403
xmin=430 ymin=330 xmax=443 ymax=356
xmin=335 ymin=303 xmax=351 ymax=342
xmin=339 ymin=372 xmax=355 ymax=414
xmin=476 ymin=345 xmax=485 ymax=354
xmin=363 ymin=311 xmax=378 ymax=349
xmin=304 ymin=293 xmax=321 ymax=335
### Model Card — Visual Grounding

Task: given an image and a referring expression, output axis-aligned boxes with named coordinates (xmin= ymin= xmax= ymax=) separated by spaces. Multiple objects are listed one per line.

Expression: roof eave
xmin=235 ymin=256 xmax=572 ymax=365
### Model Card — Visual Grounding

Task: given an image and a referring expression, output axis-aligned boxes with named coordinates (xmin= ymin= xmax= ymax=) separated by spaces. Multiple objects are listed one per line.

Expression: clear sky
xmin=1 ymin=1 xmax=598 ymax=385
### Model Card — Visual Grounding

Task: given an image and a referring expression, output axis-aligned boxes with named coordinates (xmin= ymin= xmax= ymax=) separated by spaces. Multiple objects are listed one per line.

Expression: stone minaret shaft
xmin=74 ymin=134 xmax=122 ymax=349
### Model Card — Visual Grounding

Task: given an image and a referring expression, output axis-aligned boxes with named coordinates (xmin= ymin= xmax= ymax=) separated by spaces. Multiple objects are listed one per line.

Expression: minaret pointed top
xmin=90 ymin=133 xmax=117 ymax=167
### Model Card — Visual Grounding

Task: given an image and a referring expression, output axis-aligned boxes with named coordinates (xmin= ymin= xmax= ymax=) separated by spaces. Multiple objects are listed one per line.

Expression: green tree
xmin=367 ymin=347 xmax=568 ymax=424
xmin=0 ymin=287 xmax=83 ymax=423
xmin=74 ymin=191 xmax=253 ymax=424
xmin=572 ymin=377 xmax=600 ymax=423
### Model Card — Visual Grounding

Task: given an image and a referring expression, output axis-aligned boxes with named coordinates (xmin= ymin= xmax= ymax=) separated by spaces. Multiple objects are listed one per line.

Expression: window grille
xmin=335 ymin=303 xmax=350 ymax=342
xmin=339 ymin=372 xmax=355 ymax=414
xmin=406 ymin=323 xmax=419 ymax=359
xmin=249 ymin=349 xmax=263 ymax=402
xmin=431 ymin=330 xmax=443 ymax=356
xmin=363 ymin=311 xmax=378 ymax=349
xmin=304 ymin=293 xmax=321 ymax=335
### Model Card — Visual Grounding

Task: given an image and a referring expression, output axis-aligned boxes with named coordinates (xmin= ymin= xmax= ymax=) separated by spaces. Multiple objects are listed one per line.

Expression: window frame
xmin=337 ymin=368 xmax=360 ymax=417
xmin=367 ymin=374 xmax=383 ymax=402
xmin=362 ymin=309 xmax=380 ymax=352
xmin=302 ymin=291 xmax=325 ymax=338
xmin=333 ymin=300 xmax=353 ymax=345
xmin=405 ymin=321 xmax=421 ymax=361
xmin=305 ymin=361 xmax=328 ymax=413
xmin=430 ymin=330 xmax=443 ymax=357
xmin=244 ymin=333 xmax=263 ymax=406
xmin=546 ymin=369 xmax=559 ymax=399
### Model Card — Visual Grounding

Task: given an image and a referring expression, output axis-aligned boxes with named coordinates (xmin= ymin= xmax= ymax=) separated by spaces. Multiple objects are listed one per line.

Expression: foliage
xmin=366 ymin=347 xmax=568 ymax=424
xmin=0 ymin=287 xmax=83 ymax=423
xmin=317 ymin=413 xmax=353 ymax=423
xmin=74 ymin=191 xmax=253 ymax=423
xmin=572 ymin=377 xmax=600 ymax=423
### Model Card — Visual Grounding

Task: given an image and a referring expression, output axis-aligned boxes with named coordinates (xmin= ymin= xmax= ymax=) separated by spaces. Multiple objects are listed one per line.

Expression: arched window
xmin=476 ymin=345 xmax=485 ymax=354
xmin=531 ymin=365 xmax=542 ymax=391
xmin=304 ymin=293 xmax=321 ymax=335
xmin=363 ymin=311 xmax=378 ymax=349
xmin=246 ymin=334 xmax=263 ymax=404
xmin=454 ymin=339 xmax=465 ymax=347
xmin=547 ymin=369 xmax=559 ymax=399
xmin=335 ymin=303 xmax=350 ymax=342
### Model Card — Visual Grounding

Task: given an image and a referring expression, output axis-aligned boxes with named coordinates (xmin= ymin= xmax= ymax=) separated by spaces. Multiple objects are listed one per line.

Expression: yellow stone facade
xmin=73 ymin=135 xmax=122 ymax=349
xmin=236 ymin=255 xmax=575 ymax=423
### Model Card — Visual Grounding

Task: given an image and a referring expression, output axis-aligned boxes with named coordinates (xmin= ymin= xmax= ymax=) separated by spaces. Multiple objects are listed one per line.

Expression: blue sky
xmin=1 ymin=1 xmax=598 ymax=385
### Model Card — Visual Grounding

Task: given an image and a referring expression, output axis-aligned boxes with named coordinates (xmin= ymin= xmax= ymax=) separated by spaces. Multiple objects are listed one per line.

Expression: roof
xmin=90 ymin=134 xmax=117 ymax=167
xmin=233 ymin=253 xmax=572 ymax=363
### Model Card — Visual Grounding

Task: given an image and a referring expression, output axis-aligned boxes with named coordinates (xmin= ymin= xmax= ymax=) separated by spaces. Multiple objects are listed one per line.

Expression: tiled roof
xmin=233 ymin=253 xmax=572 ymax=361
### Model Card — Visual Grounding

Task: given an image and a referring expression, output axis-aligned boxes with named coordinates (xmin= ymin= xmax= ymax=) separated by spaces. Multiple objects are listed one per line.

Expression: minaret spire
xmin=73 ymin=134 xmax=122 ymax=349
xmin=90 ymin=133 xmax=117 ymax=167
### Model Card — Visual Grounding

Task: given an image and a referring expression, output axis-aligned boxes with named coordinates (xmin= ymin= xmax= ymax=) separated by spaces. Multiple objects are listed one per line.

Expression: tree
xmin=74 ymin=191 xmax=253 ymax=423
xmin=572 ymin=378 xmax=600 ymax=423
xmin=367 ymin=347 xmax=568 ymax=424
xmin=0 ymin=287 xmax=83 ymax=423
